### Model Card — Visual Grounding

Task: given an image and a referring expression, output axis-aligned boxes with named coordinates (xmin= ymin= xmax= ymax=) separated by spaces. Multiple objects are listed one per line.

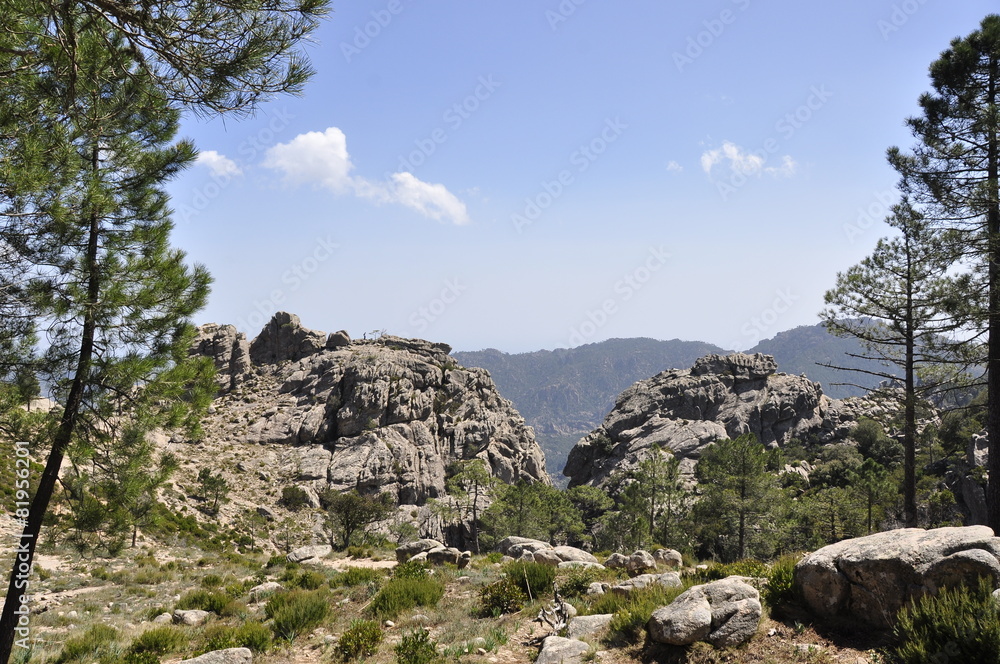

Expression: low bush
xmin=267 ymin=589 xmax=330 ymax=641
xmin=697 ymin=559 xmax=770 ymax=582
xmin=603 ymin=584 xmax=690 ymax=645
xmin=558 ymin=566 xmax=607 ymax=598
xmin=290 ymin=569 xmax=327 ymax=590
xmin=393 ymin=560 xmax=430 ymax=580
xmin=479 ymin=577 xmax=528 ymax=617
xmin=200 ymin=574 xmax=224 ymax=588
xmin=763 ymin=553 xmax=801 ymax=614
xmin=893 ymin=577 xmax=1000 ymax=664
xmin=333 ymin=566 xmax=385 ymax=588
xmin=200 ymin=621 xmax=272 ymax=653
xmin=369 ymin=576 xmax=445 ymax=620
xmin=279 ymin=485 xmax=312 ymax=511
xmin=128 ymin=626 xmax=186 ymax=655
xmin=175 ymin=589 xmax=230 ymax=614
xmin=338 ymin=619 xmax=384 ymax=660
xmin=395 ymin=628 xmax=440 ymax=664
xmin=54 ymin=625 xmax=120 ymax=664
xmin=503 ymin=560 xmax=555 ymax=598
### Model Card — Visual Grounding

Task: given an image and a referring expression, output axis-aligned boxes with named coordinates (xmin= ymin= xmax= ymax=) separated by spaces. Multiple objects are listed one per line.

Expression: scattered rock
xmin=287 ymin=544 xmax=332 ymax=563
xmin=180 ymin=648 xmax=252 ymax=664
xmin=604 ymin=553 xmax=628 ymax=569
xmin=249 ymin=582 xmax=283 ymax=602
xmin=427 ymin=547 xmax=463 ymax=566
xmin=653 ymin=548 xmax=683 ymax=569
xmin=173 ymin=609 xmax=211 ymax=626
xmin=497 ymin=536 xmax=551 ymax=558
xmin=532 ymin=549 xmax=563 ymax=567
xmin=587 ymin=582 xmax=610 ymax=596
xmin=558 ymin=561 xmax=605 ymax=571
xmin=536 ymin=636 xmax=591 ymax=664
xmin=612 ymin=572 xmax=681 ymax=596
xmin=648 ymin=577 xmax=762 ymax=648
xmin=626 ymin=550 xmax=656 ymax=576
xmin=796 ymin=526 xmax=1000 ymax=627
xmin=257 ymin=506 xmax=277 ymax=522
xmin=567 ymin=614 xmax=614 ymax=639
xmin=152 ymin=612 xmax=172 ymax=624
xmin=396 ymin=539 xmax=444 ymax=563
xmin=553 ymin=546 xmax=599 ymax=564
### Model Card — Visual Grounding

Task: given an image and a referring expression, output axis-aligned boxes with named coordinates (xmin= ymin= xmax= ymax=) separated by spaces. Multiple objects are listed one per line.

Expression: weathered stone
xmin=249 ymin=581 xmax=283 ymax=602
xmin=532 ymin=549 xmax=563 ymax=567
xmin=297 ymin=446 xmax=332 ymax=481
xmin=497 ymin=536 xmax=551 ymax=558
xmin=626 ymin=550 xmax=656 ymax=576
xmin=604 ymin=553 xmax=628 ymax=569
xmin=189 ymin=324 xmax=251 ymax=392
xmin=553 ymin=546 xmax=598 ymax=564
xmin=396 ymin=539 xmax=444 ymax=563
xmin=287 ymin=544 xmax=332 ymax=563
xmin=567 ymin=614 xmax=613 ymax=640
xmin=536 ymin=636 xmax=591 ymax=664
xmin=427 ymin=546 xmax=463 ymax=566
xmin=249 ymin=312 xmax=326 ymax=365
xmin=327 ymin=330 xmax=352 ymax=349
xmin=458 ymin=551 xmax=473 ymax=569
xmin=612 ymin=572 xmax=681 ymax=596
xmin=586 ymin=582 xmax=610 ymax=596
xmin=653 ymin=548 xmax=683 ymax=569
xmin=152 ymin=612 xmax=172 ymax=624
xmin=558 ymin=561 xmax=605 ymax=571
xmin=795 ymin=526 xmax=1000 ymax=628
xmin=173 ymin=609 xmax=211 ymax=626
xmin=180 ymin=648 xmax=252 ymax=664
xmin=648 ymin=577 xmax=761 ymax=648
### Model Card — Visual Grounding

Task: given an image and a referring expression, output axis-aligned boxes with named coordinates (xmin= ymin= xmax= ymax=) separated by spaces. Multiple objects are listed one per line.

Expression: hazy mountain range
xmin=453 ymin=323 xmax=880 ymax=477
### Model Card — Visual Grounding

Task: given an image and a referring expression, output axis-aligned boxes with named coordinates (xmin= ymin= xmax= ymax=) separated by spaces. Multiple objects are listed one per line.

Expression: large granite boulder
xmin=396 ymin=539 xmax=444 ymax=563
xmin=565 ymin=353 xmax=888 ymax=488
xmin=536 ymin=636 xmax=591 ymax=664
xmin=795 ymin=526 xmax=1000 ymax=627
xmin=648 ymin=577 xmax=762 ymax=648
xmin=189 ymin=323 xmax=251 ymax=393
xmin=287 ymin=544 xmax=332 ymax=563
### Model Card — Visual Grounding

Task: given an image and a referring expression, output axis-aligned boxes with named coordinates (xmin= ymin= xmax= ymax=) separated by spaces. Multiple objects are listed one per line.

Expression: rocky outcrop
xmin=193 ymin=313 xmax=547 ymax=508
xmin=795 ymin=526 xmax=1000 ymax=627
xmin=180 ymin=649 xmax=252 ymax=664
xmin=648 ymin=577 xmax=762 ymax=648
xmin=565 ymin=353 xmax=886 ymax=488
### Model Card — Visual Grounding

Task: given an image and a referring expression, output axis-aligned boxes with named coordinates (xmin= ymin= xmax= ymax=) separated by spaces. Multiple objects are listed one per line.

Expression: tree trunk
xmin=0 ymin=201 xmax=100 ymax=664
xmin=988 ymin=60 xmax=1000 ymax=534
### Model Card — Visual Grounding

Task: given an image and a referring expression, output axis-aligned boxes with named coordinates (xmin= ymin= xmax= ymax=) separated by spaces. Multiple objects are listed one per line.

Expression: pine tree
xmin=886 ymin=14 xmax=1000 ymax=529
xmin=821 ymin=201 xmax=972 ymax=527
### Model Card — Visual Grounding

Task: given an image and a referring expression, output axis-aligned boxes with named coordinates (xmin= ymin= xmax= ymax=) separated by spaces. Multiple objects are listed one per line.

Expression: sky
xmin=166 ymin=0 xmax=998 ymax=354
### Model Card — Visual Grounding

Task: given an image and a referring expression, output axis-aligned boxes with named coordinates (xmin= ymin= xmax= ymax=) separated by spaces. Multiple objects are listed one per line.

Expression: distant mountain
xmin=453 ymin=338 xmax=726 ymax=476
xmin=748 ymin=324 xmax=883 ymax=399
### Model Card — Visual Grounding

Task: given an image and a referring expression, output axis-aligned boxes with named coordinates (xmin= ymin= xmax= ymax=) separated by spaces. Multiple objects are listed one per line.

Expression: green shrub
xmin=393 ymin=560 xmax=430 ymax=580
xmin=763 ymin=553 xmax=801 ymax=613
xmin=128 ymin=626 xmax=186 ymax=655
xmin=503 ymin=561 xmax=555 ymax=598
xmin=893 ymin=577 xmax=1000 ymax=664
xmin=698 ymin=559 xmax=770 ymax=582
xmin=280 ymin=485 xmax=312 ymax=511
xmin=369 ymin=577 xmax=445 ymax=620
xmin=266 ymin=554 xmax=287 ymax=568
xmin=55 ymin=625 xmax=120 ymax=663
xmin=200 ymin=574 xmax=224 ymax=588
xmin=604 ymin=584 xmax=689 ymax=645
xmin=338 ymin=619 xmax=384 ymax=660
xmin=122 ymin=652 xmax=160 ymax=664
xmin=559 ymin=567 xmax=606 ymax=598
xmin=291 ymin=569 xmax=327 ymax=590
xmin=479 ymin=577 xmax=528 ymax=617
xmin=200 ymin=621 xmax=273 ymax=654
xmin=333 ymin=566 xmax=384 ymax=588
xmin=347 ymin=545 xmax=375 ymax=559
xmin=267 ymin=589 xmax=330 ymax=641
xmin=395 ymin=628 xmax=440 ymax=664
xmin=176 ymin=589 xmax=230 ymax=614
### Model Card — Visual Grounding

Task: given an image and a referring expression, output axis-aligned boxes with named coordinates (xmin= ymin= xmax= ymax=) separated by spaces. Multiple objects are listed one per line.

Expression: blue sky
xmin=167 ymin=0 xmax=997 ymax=353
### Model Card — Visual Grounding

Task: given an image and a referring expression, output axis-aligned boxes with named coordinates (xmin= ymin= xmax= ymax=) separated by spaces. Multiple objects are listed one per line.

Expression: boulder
xmin=287 ymin=544 xmax=332 ymax=563
xmin=249 ymin=311 xmax=326 ymax=364
xmin=604 ymin=553 xmax=628 ymax=569
xmin=327 ymin=330 xmax=352 ymax=349
xmin=152 ymin=612 xmax=173 ymax=624
xmin=173 ymin=609 xmax=211 ymax=626
xmin=249 ymin=581 xmax=283 ymax=603
xmin=653 ymin=548 xmax=683 ymax=569
xmin=626 ymin=550 xmax=656 ymax=576
xmin=553 ymin=546 xmax=599 ymax=564
xmin=795 ymin=526 xmax=1000 ymax=627
xmin=427 ymin=546 xmax=463 ymax=566
xmin=396 ymin=539 xmax=444 ymax=563
xmin=612 ymin=572 xmax=681 ymax=596
xmin=297 ymin=446 xmax=332 ymax=481
xmin=587 ymin=582 xmax=610 ymax=596
xmin=256 ymin=506 xmax=277 ymax=522
xmin=536 ymin=636 xmax=591 ymax=664
xmin=558 ymin=561 xmax=605 ymax=571
xmin=180 ymin=648 xmax=252 ymax=664
xmin=648 ymin=577 xmax=761 ymax=648
xmin=567 ymin=614 xmax=613 ymax=640
xmin=497 ymin=536 xmax=551 ymax=558
xmin=532 ymin=549 xmax=563 ymax=567
xmin=458 ymin=551 xmax=472 ymax=569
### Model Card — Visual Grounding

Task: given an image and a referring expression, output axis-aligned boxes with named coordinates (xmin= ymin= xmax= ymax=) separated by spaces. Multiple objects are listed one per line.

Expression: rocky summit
xmin=190 ymin=313 xmax=548 ymax=505
xmin=564 ymin=352 xmax=882 ymax=487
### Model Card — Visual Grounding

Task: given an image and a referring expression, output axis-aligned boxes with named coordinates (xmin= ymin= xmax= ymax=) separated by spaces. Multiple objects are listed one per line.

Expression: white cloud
xmin=700 ymin=141 xmax=797 ymax=179
xmin=261 ymin=127 xmax=354 ymax=193
xmin=197 ymin=150 xmax=243 ymax=178
xmin=666 ymin=160 xmax=683 ymax=173
xmin=262 ymin=127 xmax=469 ymax=225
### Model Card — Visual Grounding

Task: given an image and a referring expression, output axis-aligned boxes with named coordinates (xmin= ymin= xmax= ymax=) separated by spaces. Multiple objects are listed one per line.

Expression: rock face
xmin=192 ymin=313 xmax=548 ymax=507
xmin=565 ymin=353 xmax=882 ymax=487
xmin=648 ymin=577 xmax=762 ymax=648
xmin=795 ymin=526 xmax=1000 ymax=627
